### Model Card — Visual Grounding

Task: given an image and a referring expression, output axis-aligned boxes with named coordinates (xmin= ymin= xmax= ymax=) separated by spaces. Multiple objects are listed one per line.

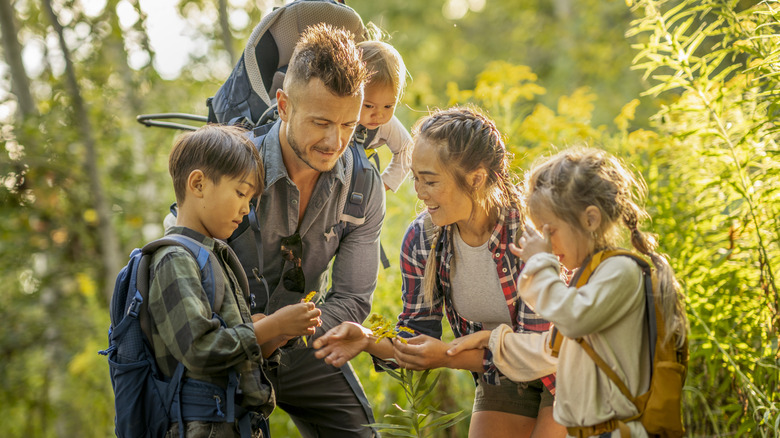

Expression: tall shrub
xmin=627 ymin=0 xmax=779 ymax=434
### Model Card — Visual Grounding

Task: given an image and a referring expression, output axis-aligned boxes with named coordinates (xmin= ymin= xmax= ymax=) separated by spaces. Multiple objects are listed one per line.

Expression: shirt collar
xmin=165 ymin=226 xmax=216 ymax=249
xmin=441 ymin=205 xmax=516 ymax=254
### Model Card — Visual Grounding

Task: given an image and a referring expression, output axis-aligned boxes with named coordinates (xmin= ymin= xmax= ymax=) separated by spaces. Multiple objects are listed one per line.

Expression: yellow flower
xmin=302 ymin=291 xmax=317 ymax=346
xmin=365 ymin=313 xmax=414 ymax=344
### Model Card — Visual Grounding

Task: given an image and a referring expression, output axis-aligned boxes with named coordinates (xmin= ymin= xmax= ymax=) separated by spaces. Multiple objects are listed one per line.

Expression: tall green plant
xmin=627 ymin=0 xmax=780 ymax=434
xmin=370 ymin=366 xmax=469 ymax=437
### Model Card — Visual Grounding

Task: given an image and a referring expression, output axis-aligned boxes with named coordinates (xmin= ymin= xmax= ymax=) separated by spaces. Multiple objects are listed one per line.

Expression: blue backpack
xmin=99 ymin=234 xmax=265 ymax=438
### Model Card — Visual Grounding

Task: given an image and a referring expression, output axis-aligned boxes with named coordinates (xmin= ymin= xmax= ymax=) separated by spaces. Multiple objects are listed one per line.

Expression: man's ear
xmin=582 ymin=205 xmax=602 ymax=232
xmin=187 ymin=169 xmax=206 ymax=198
xmin=276 ymin=89 xmax=290 ymax=122
xmin=467 ymin=168 xmax=488 ymax=191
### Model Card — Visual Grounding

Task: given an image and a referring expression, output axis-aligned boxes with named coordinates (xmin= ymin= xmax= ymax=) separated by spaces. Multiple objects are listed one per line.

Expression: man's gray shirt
xmin=232 ymin=121 xmax=385 ymax=336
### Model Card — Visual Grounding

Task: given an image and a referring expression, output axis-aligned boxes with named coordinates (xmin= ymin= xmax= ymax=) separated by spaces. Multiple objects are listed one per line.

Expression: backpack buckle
xmin=353 ymin=126 xmax=367 ymax=146
xmin=349 ymin=192 xmax=363 ymax=205
xmin=127 ymin=290 xmax=143 ymax=318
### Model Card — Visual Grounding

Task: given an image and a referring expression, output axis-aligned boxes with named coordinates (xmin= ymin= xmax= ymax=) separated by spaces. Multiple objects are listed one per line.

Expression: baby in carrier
xmin=355 ymin=40 xmax=412 ymax=192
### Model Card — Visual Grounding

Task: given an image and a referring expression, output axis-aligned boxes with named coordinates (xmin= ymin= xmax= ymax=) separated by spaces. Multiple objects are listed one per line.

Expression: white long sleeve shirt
xmin=489 ymin=253 xmax=651 ymax=438
xmin=365 ymin=115 xmax=412 ymax=192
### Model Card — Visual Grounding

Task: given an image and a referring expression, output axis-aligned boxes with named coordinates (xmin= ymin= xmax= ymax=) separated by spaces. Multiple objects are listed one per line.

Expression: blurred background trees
xmin=1 ymin=0 xmax=777 ymax=436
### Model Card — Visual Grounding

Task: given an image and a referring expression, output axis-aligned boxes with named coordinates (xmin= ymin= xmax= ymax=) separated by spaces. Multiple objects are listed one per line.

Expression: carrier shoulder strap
xmin=353 ymin=125 xmax=380 ymax=149
xmin=339 ymin=144 xmax=370 ymax=227
xmin=223 ymin=242 xmax=251 ymax=302
xmin=353 ymin=125 xmax=381 ymax=175
xmin=338 ymin=143 xmax=390 ymax=268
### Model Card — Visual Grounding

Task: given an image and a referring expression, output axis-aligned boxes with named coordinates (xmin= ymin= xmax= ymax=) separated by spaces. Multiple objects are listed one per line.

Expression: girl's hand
xmin=313 ymin=322 xmax=372 ymax=367
xmin=510 ymin=224 xmax=552 ymax=262
xmin=446 ymin=331 xmax=491 ymax=356
xmin=393 ymin=334 xmax=450 ymax=370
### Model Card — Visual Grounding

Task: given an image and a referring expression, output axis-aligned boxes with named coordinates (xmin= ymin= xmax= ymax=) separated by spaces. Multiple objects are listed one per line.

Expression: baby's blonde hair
xmin=524 ymin=146 xmax=688 ymax=348
xmin=358 ymin=40 xmax=407 ymax=100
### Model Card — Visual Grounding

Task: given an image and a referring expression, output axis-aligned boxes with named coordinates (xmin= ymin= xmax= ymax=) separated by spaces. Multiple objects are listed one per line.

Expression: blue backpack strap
xmin=139 ymin=235 xmax=224 ymax=314
xmin=353 ymin=124 xmax=381 ymax=170
xmin=340 ymin=143 xmax=391 ymax=269
xmin=342 ymin=144 xmax=371 ymax=226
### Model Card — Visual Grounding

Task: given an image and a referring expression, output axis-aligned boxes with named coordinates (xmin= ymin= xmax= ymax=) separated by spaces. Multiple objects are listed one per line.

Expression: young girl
xmin=355 ymin=40 xmax=412 ymax=192
xmin=448 ymin=147 xmax=688 ymax=437
xmin=315 ymin=107 xmax=565 ymax=438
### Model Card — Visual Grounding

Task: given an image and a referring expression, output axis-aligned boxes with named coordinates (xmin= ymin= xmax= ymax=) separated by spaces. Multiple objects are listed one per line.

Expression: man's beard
xmin=287 ymin=129 xmax=339 ymax=173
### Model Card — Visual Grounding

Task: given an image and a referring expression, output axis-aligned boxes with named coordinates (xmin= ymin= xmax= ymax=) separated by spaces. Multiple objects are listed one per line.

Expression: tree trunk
xmin=106 ymin=0 xmax=143 ymax=113
xmin=0 ymin=0 xmax=36 ymax=118
xmin=42 ymin=0 xmax=122 ymax=300
xmin=218 ymin=0 xmax=235 ymax=65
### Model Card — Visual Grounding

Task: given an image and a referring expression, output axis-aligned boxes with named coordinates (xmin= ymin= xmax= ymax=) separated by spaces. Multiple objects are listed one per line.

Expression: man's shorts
xmin=472 ymin=376 xmax=554 ymax=418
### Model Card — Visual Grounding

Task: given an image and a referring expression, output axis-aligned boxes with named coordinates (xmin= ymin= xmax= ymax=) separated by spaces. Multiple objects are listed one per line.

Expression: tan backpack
xmin=548 ymin=249 xmax=689 ymax=438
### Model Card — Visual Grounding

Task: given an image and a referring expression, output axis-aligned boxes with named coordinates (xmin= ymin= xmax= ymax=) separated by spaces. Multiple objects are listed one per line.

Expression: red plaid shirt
xmin=396 ymin=206 xmax=556 ymax=392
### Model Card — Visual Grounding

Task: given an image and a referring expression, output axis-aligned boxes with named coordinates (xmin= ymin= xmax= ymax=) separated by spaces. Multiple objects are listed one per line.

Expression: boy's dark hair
xmin=169 ymin=124 xmax=263 ymax=204
xmin=284 ymin=23 xmax=368 ymax=99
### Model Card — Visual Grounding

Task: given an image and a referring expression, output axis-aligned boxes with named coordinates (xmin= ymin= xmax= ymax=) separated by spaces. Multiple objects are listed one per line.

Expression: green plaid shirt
xmin=148 ymin=226 xmax=273 ymax=413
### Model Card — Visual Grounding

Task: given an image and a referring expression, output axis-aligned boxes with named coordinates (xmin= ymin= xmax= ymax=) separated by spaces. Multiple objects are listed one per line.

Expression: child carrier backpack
xmin=208 ymin=0 xmax=367 ymax=128
xmin=549 ymin=249 xmax=689 ymax=438
xmin=99 ymin=234 xmax=265 ymax=438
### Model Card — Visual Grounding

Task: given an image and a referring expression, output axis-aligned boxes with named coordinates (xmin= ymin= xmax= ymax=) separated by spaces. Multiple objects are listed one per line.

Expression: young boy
xmin=151 ymin=124 xmax=321 ymax=437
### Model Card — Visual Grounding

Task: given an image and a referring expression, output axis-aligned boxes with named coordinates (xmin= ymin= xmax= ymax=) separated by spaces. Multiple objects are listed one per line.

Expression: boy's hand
xmin=272 ymin=302 xmax=322 ymax=337
xmin=510 ymin=224 xmax=552 ymax=262
xmin=446 ymin=330 xmax=491 ymax=356
xmin=313 ymin=322 xmax=372 ymax=367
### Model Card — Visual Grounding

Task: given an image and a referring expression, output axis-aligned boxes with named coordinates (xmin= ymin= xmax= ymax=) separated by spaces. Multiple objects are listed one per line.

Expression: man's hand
xmin=313 ymin=322 xmax=372 ymax=367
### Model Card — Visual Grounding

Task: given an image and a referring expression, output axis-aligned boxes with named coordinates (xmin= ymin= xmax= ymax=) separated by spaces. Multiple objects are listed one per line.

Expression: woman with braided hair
xmin=314 ymin=107 xmax=565 ymax=437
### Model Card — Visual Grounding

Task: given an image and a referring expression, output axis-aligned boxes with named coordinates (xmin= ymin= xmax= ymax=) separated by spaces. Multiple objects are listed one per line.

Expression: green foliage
xmin=370 ymin=366 xmax=469 ymax=437
xmin=625 ymin=1 xmax=780 ymax=435
xmin=2 ymin=0 xmax=778 ymax=436
xmin=442 ymin=2 xmax=779 ymax=435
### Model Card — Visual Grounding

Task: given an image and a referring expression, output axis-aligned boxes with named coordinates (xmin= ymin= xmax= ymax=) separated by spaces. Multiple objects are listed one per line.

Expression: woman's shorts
xmin=472 ymin=376 xmax=554 ymax=418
